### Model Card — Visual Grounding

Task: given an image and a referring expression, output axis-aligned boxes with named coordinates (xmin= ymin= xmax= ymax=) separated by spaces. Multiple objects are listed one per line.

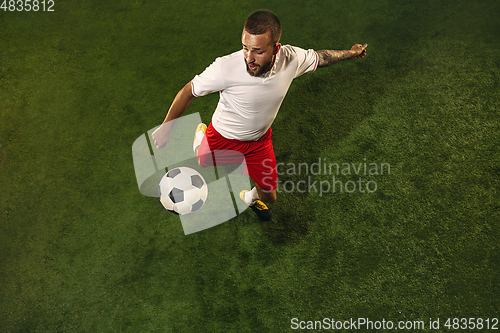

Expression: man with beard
xmin=152 ymin=10 xmax=367 ymax=221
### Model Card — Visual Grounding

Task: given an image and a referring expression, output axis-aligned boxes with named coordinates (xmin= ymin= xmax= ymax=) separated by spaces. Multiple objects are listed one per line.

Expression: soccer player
xmin=152 ymin=10 xmax=367 ymax=221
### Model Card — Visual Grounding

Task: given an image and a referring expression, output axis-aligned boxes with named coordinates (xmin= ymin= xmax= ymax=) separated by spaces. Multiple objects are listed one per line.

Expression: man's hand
xmin=151 ymin=122 xmax=173 ymax=149
xmin=350 ymin=43 xmax=368 ymax=59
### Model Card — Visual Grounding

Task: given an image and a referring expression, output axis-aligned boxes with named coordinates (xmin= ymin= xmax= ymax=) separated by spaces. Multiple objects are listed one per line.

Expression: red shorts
xmin=197 ymin=123 xmax=277 ymax=192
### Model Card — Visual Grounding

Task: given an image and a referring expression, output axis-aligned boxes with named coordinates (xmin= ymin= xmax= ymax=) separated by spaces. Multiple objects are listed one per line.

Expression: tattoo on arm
xmin=317 ymin=50 xmax=355 ymax=68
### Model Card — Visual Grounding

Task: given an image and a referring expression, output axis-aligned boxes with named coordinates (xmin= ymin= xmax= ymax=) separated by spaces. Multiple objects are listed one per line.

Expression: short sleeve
xmin=294 ymin=47 xmax=319 ymax=78
xmin=191 ymin=58 xmax=226 ymax=97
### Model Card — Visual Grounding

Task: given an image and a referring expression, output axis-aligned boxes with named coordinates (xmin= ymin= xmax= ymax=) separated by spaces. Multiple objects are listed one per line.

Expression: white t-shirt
xmin=191 ymin=45 xmax=319 ymax=141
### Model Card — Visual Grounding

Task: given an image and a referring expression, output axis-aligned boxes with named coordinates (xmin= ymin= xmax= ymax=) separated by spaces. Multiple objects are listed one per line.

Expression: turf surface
xmin=1 ymin=0 xmax=499 ymax=332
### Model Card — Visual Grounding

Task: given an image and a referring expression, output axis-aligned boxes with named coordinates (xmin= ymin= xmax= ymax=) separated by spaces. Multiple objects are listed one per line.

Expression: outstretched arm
xmin=317 ymin=44 xmax=367 ymax=68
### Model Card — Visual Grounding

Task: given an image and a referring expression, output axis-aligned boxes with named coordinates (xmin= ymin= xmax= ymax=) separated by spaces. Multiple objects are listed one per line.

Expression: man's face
xmin=242 ymin=30 xmax=280 ymax=77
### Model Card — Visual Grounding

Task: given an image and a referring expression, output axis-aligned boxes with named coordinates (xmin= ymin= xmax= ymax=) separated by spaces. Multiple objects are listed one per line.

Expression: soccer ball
xmin=159 ymin=167 xmax=208 ymax=215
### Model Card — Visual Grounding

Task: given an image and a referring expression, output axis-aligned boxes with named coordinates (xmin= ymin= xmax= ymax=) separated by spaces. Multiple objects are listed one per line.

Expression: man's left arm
xmin=316 ymin=44 xmax=367 ymax=68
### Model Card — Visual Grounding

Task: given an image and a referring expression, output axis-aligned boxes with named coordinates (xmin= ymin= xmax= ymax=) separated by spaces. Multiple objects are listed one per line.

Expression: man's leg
xmin=239 ymin=128 xmax=277 ymax=221
xmin=255 ymin=183 xmax=277 ymax=203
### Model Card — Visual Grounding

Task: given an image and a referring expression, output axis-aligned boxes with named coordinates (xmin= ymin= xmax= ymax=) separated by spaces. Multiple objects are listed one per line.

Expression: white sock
xmin=244 ymin=187 xmax=260 ymax=204
xmin=193 ymin=130 xmax=205 ymax=154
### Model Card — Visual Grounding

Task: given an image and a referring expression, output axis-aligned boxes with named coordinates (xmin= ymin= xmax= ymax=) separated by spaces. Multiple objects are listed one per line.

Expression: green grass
xmin=1 ymin=0 xmax=499 ymax=332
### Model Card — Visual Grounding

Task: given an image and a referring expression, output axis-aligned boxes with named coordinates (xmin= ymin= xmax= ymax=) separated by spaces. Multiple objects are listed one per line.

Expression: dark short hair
xmin=244 ymin=10 xmax=282 ymax=45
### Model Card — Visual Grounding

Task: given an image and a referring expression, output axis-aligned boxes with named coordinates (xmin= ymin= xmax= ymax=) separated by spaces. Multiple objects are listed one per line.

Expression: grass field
xmin=1 ymin=0 xmax=499 ymax=332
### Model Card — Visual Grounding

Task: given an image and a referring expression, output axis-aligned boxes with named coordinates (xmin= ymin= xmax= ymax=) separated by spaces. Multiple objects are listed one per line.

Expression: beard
xmin=245 ymin=56 xmax=274 ymax=77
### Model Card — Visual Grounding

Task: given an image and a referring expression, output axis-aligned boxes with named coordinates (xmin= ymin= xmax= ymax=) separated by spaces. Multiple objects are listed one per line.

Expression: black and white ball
xmin=159 ymin=167 xmax=208 ymax=215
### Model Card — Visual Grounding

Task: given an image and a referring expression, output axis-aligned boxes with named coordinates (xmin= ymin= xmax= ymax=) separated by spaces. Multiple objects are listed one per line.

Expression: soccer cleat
xmin=240 ymin=190 xmax=271 ymax=221
xmin=193 ymin=123 xmax=207 ymax=155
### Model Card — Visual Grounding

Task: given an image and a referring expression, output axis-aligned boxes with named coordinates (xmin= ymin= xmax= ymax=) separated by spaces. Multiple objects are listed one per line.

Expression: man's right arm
xmin=151 ymin=81 xmax=195 ymax=148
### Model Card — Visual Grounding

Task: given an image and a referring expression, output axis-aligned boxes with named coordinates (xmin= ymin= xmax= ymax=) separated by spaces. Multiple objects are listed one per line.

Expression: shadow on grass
xmin=260 ymin=66 xmax=379 ymax=245
xmin=261 ymin=192 xmax=312 ymax=245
